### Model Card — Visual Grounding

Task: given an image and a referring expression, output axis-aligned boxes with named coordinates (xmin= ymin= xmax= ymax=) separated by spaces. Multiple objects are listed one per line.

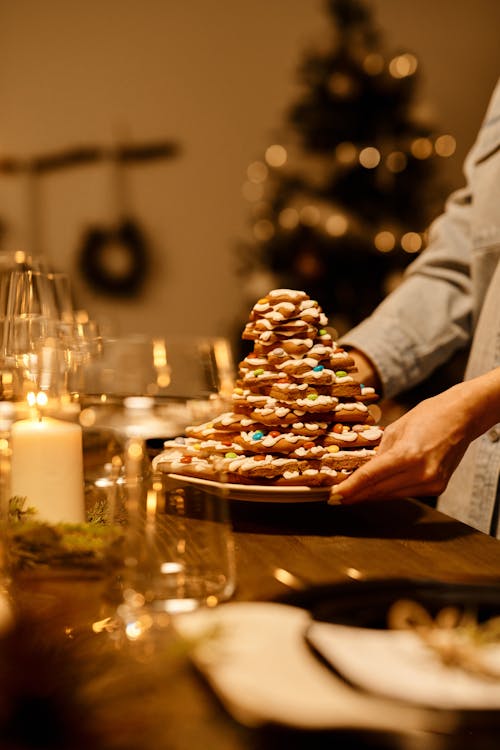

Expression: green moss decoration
xmin=2 ymin=497 xmax=125 ymax=572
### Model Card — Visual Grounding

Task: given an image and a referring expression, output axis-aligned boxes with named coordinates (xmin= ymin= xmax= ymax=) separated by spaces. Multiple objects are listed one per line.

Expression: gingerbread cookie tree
xmin=154 ymin=289 xmax=383 ymax=486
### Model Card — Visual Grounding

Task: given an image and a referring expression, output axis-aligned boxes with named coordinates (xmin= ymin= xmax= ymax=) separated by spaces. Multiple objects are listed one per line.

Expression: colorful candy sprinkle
xmin=270 ymin=431 xmax=280 ymax=437
xmin=180 ymin=456 xmax=192 ymax=463
xmin=319 ymin=329 xmax=327 ymax=335
xmin=254 ymin=368 xmax=264 ymax=376
xmin=335 ymin=370 xmax=347 ymax=378
xmin=252 ymin=431 xmax=264 ymax=440
xmin=253 ymin=454 xmax=266 ymax=461
xmin=313 ymin=365 xmax=324 ymax=372
xmin=225 ymin=452 xmax=238 ymax=458
xmin=327 ymin=445 xmax=340 ymax=453
xmin=307 ymin=393 xmax=318 ymax=400
xmin=333 ymin=423 xmax=343 ymax=434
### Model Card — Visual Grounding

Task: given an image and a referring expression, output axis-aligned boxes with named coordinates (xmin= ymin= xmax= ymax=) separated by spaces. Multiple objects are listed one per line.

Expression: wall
xmin=0 ymin=0 xmax=498 ymax=340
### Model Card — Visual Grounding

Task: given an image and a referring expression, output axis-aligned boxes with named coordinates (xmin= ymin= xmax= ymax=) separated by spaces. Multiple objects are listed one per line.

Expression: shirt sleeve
xmin=340 ymin=184 xmax=473 ymax=399
xmin=341 ymin=79 xmax=500 ymax=400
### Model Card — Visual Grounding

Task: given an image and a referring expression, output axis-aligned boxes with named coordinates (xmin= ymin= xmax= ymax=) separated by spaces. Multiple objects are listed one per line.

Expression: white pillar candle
xmin=11 ymin=417 xmax=85 ymax=524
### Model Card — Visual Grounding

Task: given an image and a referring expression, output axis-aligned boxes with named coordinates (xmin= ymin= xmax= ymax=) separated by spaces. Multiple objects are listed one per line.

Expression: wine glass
xmin=77 ymin=334 xmax=235 ymax=450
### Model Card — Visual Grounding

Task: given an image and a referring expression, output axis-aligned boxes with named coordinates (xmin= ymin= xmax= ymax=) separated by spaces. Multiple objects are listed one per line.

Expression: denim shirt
xmin=342 ymin=78 xmax=500 ymax=536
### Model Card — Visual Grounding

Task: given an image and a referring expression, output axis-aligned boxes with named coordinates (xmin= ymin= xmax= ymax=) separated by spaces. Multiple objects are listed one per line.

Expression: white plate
xmin=166 ymin=474 xmax=330 ymax=503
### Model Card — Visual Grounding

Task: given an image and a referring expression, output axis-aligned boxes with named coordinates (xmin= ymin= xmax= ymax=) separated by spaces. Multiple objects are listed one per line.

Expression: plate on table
xmin=283 ymin=577 xmax=500 ymax=720
xmin=166 ymin=473 xmax=330 ymax=503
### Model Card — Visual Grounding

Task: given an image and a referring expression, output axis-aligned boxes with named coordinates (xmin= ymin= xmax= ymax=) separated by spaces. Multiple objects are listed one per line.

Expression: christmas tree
xmin=237 ymin=0 xmax=456 ymax=339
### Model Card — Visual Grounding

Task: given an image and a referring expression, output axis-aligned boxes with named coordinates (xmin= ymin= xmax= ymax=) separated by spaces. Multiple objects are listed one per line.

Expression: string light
xmin=411 ymin=138 xmax=433 ymax=159
xmin=278 ymin=207 xmax=299 ymax=229
xmin=363 ymin=53 xmax=384 ymax=75
xmin=389 ymin=53 xmax=418 ymax=78
xmin=434 ymin=134 xmax=456 ymax=157
xmin=374 ymin=231 xmax=396 ymax=252
xmin=247 ymin=161 xmax=268 ymax=183
xmin=253 ymin=219 xmax=274 ymax=241
xmin=326 ymin=213 xmax=348 ymax=236
xmin=299 ymin=205 xmax=321 ymax=226
xmin=386 ymin=151 xmax=407 ymax=173
xmin=359 ymin=147 xmax=381 ymax=169
xmin=401 ymin=232 xmax=422 ymax=253
xmin=335 ymin=141 xmax=357 ymax=165
xmin=265 ymin=144 xmax=287 ymax=167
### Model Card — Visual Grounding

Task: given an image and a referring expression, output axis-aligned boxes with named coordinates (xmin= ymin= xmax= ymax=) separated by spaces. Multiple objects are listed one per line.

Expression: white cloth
xmin=308 ymin=620 xmax=500 ymax=711
xmin=173 ymin=602 xmax=455 ymax=733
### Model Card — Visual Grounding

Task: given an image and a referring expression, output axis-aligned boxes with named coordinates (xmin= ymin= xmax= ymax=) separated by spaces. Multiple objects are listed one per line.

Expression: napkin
xmin=307 ymin=621 xmax=500 ymax=711
xmin=173 ymin=602 xmax=455 ymax=733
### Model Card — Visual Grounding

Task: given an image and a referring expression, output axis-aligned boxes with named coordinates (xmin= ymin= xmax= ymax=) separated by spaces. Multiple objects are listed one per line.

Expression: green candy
xmin=335 ymin=370 xmax=347 ymax=378
xmin=307 ymin=393 xmax=318 ymax=400
xmin=225 ymin=451 xmax=238 ymax=458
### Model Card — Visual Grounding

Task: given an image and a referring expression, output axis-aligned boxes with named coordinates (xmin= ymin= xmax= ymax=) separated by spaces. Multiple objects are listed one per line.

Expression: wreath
xmin=78 ymin=218 xmax=149 ymax=297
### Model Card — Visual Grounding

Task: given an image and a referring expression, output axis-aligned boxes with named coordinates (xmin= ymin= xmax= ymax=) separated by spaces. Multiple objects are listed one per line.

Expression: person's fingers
xmin=328 ymin=452 xmax=442 ymax=504
xmin=328 ymin=450 xmax=407 ymax=501
xmin=334 ymin=481 xmax=436 ymax=505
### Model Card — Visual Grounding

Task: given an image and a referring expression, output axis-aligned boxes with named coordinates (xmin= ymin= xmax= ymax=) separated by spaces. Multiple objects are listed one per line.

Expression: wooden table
xmin=5 ymin=495 xmax=500 ymax=750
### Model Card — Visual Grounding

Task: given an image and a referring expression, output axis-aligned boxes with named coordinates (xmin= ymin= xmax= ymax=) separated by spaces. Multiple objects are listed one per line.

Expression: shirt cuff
xmin=340 ymin=316 xmax=425 ymax=400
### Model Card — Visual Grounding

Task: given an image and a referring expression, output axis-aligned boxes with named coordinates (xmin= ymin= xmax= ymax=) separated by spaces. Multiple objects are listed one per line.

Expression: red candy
xmin=180 ymin=456 xmax=192 ymax=464
xmin=270 ymin=431 xmax=280 ymax=437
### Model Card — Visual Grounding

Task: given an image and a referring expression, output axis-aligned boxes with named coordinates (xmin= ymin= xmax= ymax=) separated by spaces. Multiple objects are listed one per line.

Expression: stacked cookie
xmin=153 ymin=289 xmax=383 ymax=486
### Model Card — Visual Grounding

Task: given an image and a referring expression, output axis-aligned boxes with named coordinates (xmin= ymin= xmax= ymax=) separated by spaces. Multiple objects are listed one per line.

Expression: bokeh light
xmin=374 ymin=231 xmax=396 ymax=252
xmin=253 ymin=219 xmax=275 ymax=241
xmin=335 ymin=141 xmax=358 ymax=165
xmin=359 ymin=147 xmax=381 ymax=169
xmin=300 ymin=205 xmax=321 ymax=226
xmin=401 ymin=232 xmax=422 ymax=253
xmin=411 ymin=138 xmax=433 ymax=159
xmin=386 ymin=151 xmax=407 ymax=173
xmin=265 ymin=144 xmax=287 ymax=167
xmin=389 ymin=53 xmax=418 ymax=78
xmin=363 ymin=53 xmax=384 ymax=75
xmin=326 ymin=213 xmax=348 ymax=236
xmin=434 ymin=134 xmax=456 ymax=157
xmin=247 ymin=160 xmax=268 ymax=183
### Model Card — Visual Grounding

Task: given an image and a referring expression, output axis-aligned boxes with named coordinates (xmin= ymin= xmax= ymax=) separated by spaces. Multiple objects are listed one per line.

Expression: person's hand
xmin=329 ymin=369 xmax=500 ymax=504
xmin=345 ymin=348 xmax=381 ymax=392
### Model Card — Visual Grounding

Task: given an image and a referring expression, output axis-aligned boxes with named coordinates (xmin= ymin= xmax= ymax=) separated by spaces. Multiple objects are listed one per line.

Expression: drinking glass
xmin=78 ymin=335 xmax=235 ymax=446
xmin=104 ymin=439 xmax=236 ymax=638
